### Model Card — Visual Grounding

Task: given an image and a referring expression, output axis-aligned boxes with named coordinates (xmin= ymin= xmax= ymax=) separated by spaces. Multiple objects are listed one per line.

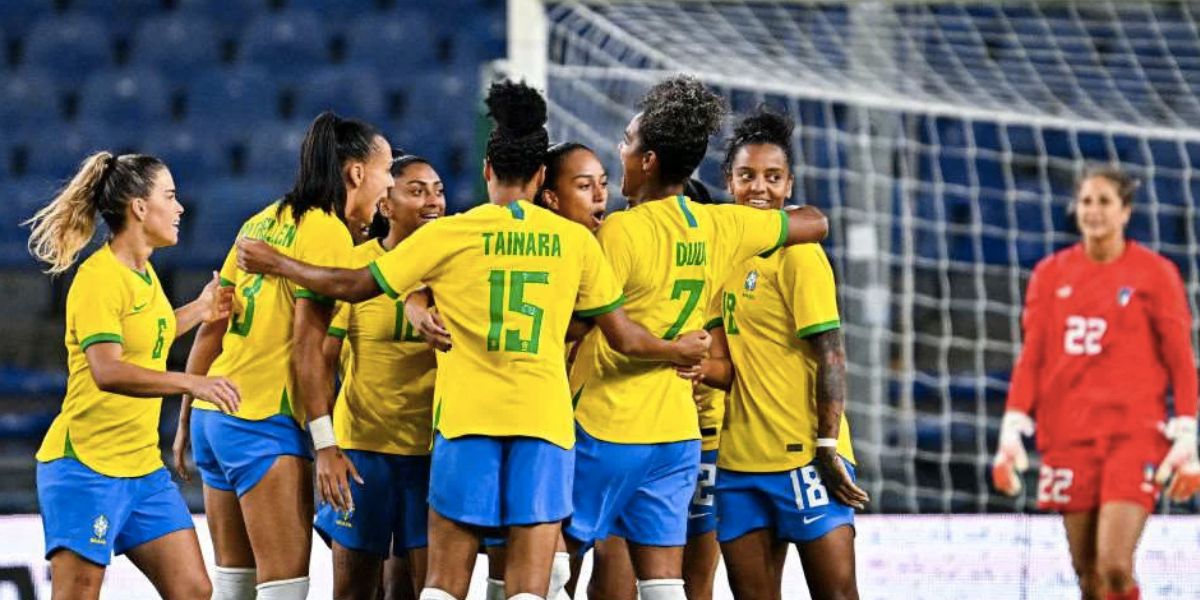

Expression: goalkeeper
xmin=993 ymin=166 xmax=1200 ymax=600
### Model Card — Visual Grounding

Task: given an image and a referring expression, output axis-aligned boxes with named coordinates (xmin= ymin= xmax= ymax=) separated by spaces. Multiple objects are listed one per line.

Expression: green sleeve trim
xmin=703 ymin=317 xmax=724 ymax=331
xmin=327 ymin=327 xmax=347 ymax=339
xmin=219 ymin=277 xmax=235 ymax=287
xmin=575 ymin=294 xmax=626 ymax=318
xmin=795 ymin=319 xmax=841 ymax=340
xmin=368 ymin=261 xmax=399 ymax=299
xmin=80 ymin=332 xmax=123 ymax=351
xmin=295 ymin=289 xmax=336 ymax=306
xmin=760 ymin=209 xmax=788 ymax=258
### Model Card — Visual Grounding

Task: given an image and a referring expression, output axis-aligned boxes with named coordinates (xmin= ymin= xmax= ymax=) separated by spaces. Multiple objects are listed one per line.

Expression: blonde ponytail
xmin=24 ymin=151 xmax=113 ymax=274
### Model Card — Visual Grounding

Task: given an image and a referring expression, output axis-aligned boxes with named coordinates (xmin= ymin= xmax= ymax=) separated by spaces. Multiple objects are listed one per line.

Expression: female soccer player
xmin=175 ymin=112 xmax=394 ymax=600
xmin=27 ymin=151 xmax=238 ymax=600
xmin=563 ymin=76 xmax=829 ymax=600
xmin=992 ymin=166 xmax=1200 ymax=600
xmin=693 ymin=110 xmax=868 ymax=600
xmin=314 ymin=151 xmax=444 ymax=600
xmin=235 ymin=80 xmax=709 ymax=600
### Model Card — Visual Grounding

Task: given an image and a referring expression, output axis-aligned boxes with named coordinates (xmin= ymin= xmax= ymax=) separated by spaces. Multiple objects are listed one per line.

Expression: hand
xmin=412 ymin=307 xmax=452 ymax=352
xmin=236 ymin=238 xmax=282 ymax=275
xmin=186 ymin=375 xmax=241 ymax=414
xmin=316 ymin=446 xmax=364 ymax=512
xmin=197 ymin=271 xmax=234 ymax=323
xmin=675 ymin=363 xmax=702 ymax=382
xmin=1156 ymin=416 xmax=1200 ymax=502
xmin=991 ymin=411 xmax=1034 ymax=496
xmin=172 ymin=416 xmax=192 ymax=482
xmin=814 ymin=446 xmax=869 ymax=510
xmin=671 ymin=330 xmax=711 ymax=366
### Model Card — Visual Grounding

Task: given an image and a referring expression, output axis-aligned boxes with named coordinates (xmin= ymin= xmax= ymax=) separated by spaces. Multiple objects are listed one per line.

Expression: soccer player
xmin=174 ymin=112 xmax=394 ymax=600
xmin=234 ymin=80 xmax=710 ymax=600
xmin=564 ymin=76 xmax=829 ymax=600
xmin=992 ymin=166 xmax=1200 ymax=600
xmin=693 ymin=110 xmax=868 ymax=600
xmin=313 ymin=152 xmax=444 ymax=600
xmin=26 ymin=151 xmax=238 ymax=599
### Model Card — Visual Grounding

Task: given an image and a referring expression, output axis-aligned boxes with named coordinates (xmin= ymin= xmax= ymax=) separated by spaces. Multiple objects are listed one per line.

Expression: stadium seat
xmin=245 ymin=121 xmax=309 ymax=185
xmin=239 ymin=11 xmax=329 ymax=86
xmin=344 ymin=14 xmax=437 ymax=72
xmin=186 ymin=178 xmax=281 ymax=267
xmin=0 ymin=0 xmax=54 ymax=39
xmin=0 ymin=71 xmax=59 ymax=137
xmin=402 ymin=72 xmax=477 ymax=140
xmin=78 ymin=68 xmax=170 ymax=126
xmin=0 ymin=179 xmax=57 ymax=267
xmin=70 ymin=0 xmax=168 ymax=38
xmin=24 ymin=15 xmax=113 ymax=86
xmin=185 ymin=66 xmax=281 ymax=144
xmin=175 ymin=0 xmax=267 ymax=41
xmin=130 ymin=15 xmax=221 ymax=89
xmin=293 ymin=66 xmax=385 ymax=123
xmin=21 ymin=122 xmax=140 ymax=180
xmin=285 ymin=0 xmax=382 ymax=24
xmin=141 ymin=124 xmax=231 ymax=187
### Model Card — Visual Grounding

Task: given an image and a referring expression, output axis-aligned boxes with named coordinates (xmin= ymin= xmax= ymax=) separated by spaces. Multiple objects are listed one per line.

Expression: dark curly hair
xmin=636 ymin=75 xmax=726 ymax=185
xmin=485 ymin=79 xmax=549 ymax=184
xmin=536 ymin=142 xmax=593 ymax=207
xmin=722 ymin=108 xmax=795 ymax=176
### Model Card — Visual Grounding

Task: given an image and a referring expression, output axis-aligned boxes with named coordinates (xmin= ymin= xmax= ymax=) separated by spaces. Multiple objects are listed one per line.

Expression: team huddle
xmin=21 ymin=72 xmax=1200 ymax=600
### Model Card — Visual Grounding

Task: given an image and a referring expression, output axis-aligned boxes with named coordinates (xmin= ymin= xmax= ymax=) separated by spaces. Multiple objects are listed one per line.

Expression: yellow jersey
xmin=369 ymin=200 xmax=624 ymax=449
xmin=37 ymin=245 xmax=177 ymax=477
xmin=707 ymin=243 xmax=855 ymax=472
xmin=695 ymin=385 xmax=724 ymax=451
xmin=198 ymin=202 xmax=353 ymax=423
xmin=570 ymin=196 xmax=787 ymax=444
xmin=328 ymin=240 xmax=436 ymax=455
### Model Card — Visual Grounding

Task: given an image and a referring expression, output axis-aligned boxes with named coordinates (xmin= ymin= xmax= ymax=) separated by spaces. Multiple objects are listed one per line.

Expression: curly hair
xmin=636 ymin=75 xmax=726 ymax=185
xmin=485 ymin=79 xmax=549 ymax=184
xmin=722 ymin=108 xmax=795 ymax=176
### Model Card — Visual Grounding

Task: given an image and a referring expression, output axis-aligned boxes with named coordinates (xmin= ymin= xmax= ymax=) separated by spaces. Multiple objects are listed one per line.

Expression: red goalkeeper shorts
xmin=1037 ymin=433 xmax=1169 ymax=513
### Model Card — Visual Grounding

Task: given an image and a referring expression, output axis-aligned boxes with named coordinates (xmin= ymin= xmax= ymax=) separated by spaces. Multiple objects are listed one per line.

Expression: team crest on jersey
xmin=90 ymin=515 xmax=108 ymax=544
xmin=1118 ymin=286 xmax=1134 ymax=307
xmin=1056 ymin=285 xmax=1072 ymax=298
xmin=335 ymin=507 xmax=355 ymax=528
xmin=744 ymin=271 xmax=758 ymax=291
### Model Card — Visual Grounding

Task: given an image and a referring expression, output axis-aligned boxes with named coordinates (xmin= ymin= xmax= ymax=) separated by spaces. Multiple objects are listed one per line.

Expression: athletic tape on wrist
xmin=816 ymin=438 xmax=838 ymax=448
xmin=308 ymin=415 xmax=337 ymax=450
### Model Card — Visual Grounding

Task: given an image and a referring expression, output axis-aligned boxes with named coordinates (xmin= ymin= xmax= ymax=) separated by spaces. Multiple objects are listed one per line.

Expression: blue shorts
xmin=190 ymin=410 xmax=311 ymax=497
xmin=716 ymin=458 xmax=857 ymax=544
xmin=37 ymin=458 xmax=193 ymax=565
xmin=687 ymin=449 xmax=718 ymax=538
xmin=314 ymin=450 xmax=430 ymax=557
xmin=428 ymin=433 xmax=573 ymax=529
xmin=565 ymin=424 xmax=700 ymax=550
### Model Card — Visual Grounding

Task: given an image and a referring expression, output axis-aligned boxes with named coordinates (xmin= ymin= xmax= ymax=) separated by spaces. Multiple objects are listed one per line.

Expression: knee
xmin=1096 ymin=554 xmax=1136 ymax=592
xmin=187 ymin=577 xmax=214 ymax=600
xmin=1071 ymin=562 xmax=1103 ymax=598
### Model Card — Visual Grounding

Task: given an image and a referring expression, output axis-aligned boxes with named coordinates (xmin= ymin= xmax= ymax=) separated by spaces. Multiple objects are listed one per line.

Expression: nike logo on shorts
xmin=802 ymin=514 xmax=825 ymax=525
xmin=688 ymin=512 xmax=708 ymax=520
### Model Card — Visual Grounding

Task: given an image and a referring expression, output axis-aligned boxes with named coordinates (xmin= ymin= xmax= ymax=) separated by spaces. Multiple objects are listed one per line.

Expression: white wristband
xmin=816 ymin=438 xmax=838 ymax=448
xmin=308 ymin=415 xmax=337 ymax=451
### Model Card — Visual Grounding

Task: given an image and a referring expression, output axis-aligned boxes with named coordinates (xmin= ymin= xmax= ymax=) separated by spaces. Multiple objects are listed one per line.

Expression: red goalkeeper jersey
xmin=1006 ymin=242 xmax=1197 ymax=450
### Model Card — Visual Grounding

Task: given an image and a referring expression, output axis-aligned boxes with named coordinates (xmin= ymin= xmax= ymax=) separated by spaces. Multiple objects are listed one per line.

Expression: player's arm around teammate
xmin=992 ymin=166 xmax=1199 ymax=600
xmin=693 ymin=110 xmax=866 ymax=600
xmin=26 ymin=152 xmax=240 ymax=600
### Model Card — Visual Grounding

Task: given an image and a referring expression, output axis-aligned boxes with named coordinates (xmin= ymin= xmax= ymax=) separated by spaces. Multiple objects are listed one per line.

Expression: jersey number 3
xmin=1064 ymin=315 xmax=1106 ymax=356
xmin=487 ymin=270 xmax=548 ymax=354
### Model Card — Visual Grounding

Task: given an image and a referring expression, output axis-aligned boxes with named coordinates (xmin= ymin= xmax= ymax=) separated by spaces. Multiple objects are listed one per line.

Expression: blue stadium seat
xmin=70 ymin=0 xmax=168 ymax=38
xmin=293 ymin=66 xmax=385 ymax=123
xmin=175 ymin=0 xmax=267 ymax=41
xmin=344 ymin=14 xmax=437 ymax=72
xmin=141 ymin=124 xmax=231 ymax=187
xmin=402 ymin=72 xmax=476 ymax=140
xmin=24 ymin=15 xmax=113 ymax=86
xmin=78 ymin=68 xmax=170 ymax=126
xmin=131 ymin=15 xmax=220 ymax=89
xmin=245 ymin=121 xmax=309 ymax=185
xmin=184 ymin=178 xmax=281 ymax=267
xmin=286 ymin=0 xmax=382 ymax=25
xmin=0 ymin=71 xmax=59 ymax=136
xmin=0 ymin=0 xmax=54 ymax=39
xmin=0 ymin=179 xmax=57 ymax=267
xmin=185 ymin=67 xmax=280 ymax=144
xmin=21 ymin=122 xmax=140 ymax=180
xmin=239 ymin=11 xmax=329 ymax=86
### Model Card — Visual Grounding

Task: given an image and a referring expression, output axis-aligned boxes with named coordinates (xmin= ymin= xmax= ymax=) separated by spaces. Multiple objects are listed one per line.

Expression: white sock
xmin=508 ymin=595 xmax=543 ymax=600
xmin=547 ymin=551 xmax=570 ymax=598
xmin=637 ymin=579 xmax=687 ymax=600
xmin=419 ymin=589 xmax=460 ymax=600
xmin=213 ymin=566 xmax=256 ymax=600
xmin=255 ymin=576 xmax=309 ymax=599
xmin=486 ymin=578 xmax=507 ymax=600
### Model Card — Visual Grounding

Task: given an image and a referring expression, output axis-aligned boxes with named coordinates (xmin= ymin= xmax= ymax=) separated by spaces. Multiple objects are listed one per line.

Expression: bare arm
xmin=566 ymin=318 xmax=595 ymax=344
xmin=85 ymin=342 xmax=238 ymax=409
xmin=404 ymin=288 xmax=452 ymax=352
xmin=237 ymin=238 xmax=382 ymax=303
xmin=173 ymin=272 xmax=234 ymax=338
xmin=697 ymin=326 xmax=733 ymax=391
xmin=808 ymin=328 xmax=869 ymax=509
xmin=174 ymin=317 xmax=230 ymax=479
xmin=784 ymin=205 xmax=829 ymax=246
xmin=322 ymin=335 xmax=345 ymax=377
xmin=592 ymin=308 xmax=709 ymax=366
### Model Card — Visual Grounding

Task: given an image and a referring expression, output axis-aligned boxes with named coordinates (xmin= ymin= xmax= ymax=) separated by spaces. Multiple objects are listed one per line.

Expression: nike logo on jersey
xmin=802 ymin=514 xmax=826 ymax=525
xmin=130 ymin=301 xmax=148 ymax=313
xmin=1056 ymin=285 xmax=1072 ymax=298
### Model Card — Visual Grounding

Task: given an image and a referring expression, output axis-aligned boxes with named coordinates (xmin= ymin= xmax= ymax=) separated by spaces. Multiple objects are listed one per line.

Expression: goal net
xmin=516 ymin=0 xmax=1200 ymax=514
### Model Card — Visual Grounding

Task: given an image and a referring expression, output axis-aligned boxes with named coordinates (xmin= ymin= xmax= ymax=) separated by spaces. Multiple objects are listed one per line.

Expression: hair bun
xmin=486 ymin=80 xmax=547 ymax=137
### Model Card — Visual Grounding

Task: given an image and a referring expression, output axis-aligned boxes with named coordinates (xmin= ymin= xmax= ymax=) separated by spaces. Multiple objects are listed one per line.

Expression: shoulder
xmin=351 ymin=240 xmax=385 ymax=262
xmin=1128 ymin=242 xmax=1183 ymax=282
xmin=1032 ymin=245 xmax=1079 ymax=279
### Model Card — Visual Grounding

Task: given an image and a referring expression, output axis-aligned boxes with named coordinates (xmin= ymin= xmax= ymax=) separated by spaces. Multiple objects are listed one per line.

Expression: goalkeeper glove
xmin=1155 ymin=416 xmax=1200 ymax=502
xmin=992 ymin=411 xmax=1034 ymax=496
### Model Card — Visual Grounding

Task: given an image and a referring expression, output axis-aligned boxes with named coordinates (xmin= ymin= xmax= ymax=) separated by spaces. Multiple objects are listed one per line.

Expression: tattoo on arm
xmin=809 ymin=328 xmax=847 ymax=440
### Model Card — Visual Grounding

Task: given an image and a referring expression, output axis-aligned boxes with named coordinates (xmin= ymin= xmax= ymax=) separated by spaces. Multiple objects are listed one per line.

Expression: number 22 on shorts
xmin=1038 ymin=465 xmax=1073 ymax=504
